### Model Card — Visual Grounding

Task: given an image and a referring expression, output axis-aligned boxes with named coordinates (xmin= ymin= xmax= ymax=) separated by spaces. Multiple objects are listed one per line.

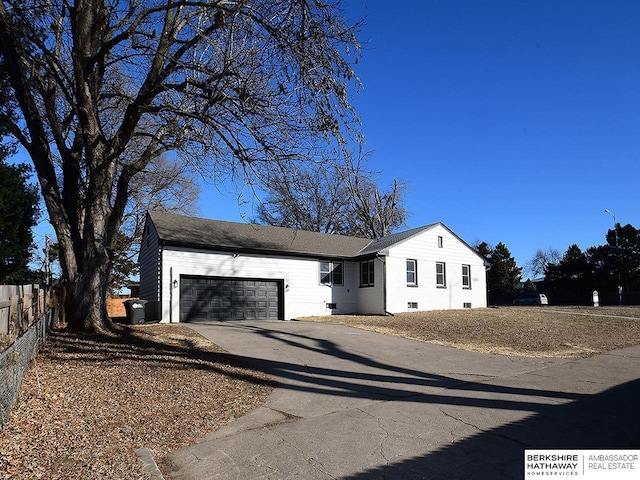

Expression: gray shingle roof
xmin=356 ymin=224 xmax=438 ymax=256
xmin=148 ymin=212 xmax=452 ymax=260
xmin=148 ymin=211 xmax=372 ymax=259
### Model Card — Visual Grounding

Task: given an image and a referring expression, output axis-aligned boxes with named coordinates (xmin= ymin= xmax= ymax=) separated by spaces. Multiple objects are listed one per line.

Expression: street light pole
xmin=604 ymin=209 xmax=621 ymax=305
xmin=604 ymin=209 xmax=618 ymax=247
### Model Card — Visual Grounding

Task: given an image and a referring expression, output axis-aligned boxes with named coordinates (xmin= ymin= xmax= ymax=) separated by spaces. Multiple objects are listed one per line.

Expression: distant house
xmin=139 ymin=211 xmax=487 ymax=322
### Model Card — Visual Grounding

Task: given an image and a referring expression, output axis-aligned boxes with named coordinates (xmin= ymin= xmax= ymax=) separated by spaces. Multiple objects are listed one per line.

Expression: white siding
xmin=384 ymin=225 xmax=487 ymax=312
xmin=141 ymin=217 xmax=488 ymax=321
xmin=158 ymin=247 xmax=360 ymax=322
xmin=356 ymin=258 xmax=386 ymax=314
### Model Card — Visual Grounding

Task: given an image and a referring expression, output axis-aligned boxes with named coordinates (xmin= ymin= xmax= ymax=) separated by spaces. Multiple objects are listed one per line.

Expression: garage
xmin=180 ymin=276 xmax=283 ymax=322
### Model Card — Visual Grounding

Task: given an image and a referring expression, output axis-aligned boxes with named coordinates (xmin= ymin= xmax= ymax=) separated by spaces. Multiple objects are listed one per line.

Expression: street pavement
xmin=161 ymin=320 xmax=640 ymax=479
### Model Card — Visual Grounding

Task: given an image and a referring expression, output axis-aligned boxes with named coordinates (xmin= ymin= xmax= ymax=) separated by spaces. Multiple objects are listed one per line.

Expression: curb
xmin=136 ymin=448 xmax=165 ymax=480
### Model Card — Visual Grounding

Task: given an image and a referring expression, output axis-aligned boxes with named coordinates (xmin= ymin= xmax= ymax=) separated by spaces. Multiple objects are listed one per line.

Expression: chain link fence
xmin=0 ymin=285 xmax=59 ymax=430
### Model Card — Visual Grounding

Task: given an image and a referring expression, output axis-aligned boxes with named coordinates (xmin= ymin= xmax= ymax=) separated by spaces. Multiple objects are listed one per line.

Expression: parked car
xmin=513 ymin=293 xmax=549 ymax=306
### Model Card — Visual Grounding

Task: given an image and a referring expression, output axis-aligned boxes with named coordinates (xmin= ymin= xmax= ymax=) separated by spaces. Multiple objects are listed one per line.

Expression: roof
xmin=148 ymin=211 xmax=371 ymax=259
xmin=356 ymin=224 xmax=438 ymax=256
xmin=147 ymin=211 xmax=475 ymax=260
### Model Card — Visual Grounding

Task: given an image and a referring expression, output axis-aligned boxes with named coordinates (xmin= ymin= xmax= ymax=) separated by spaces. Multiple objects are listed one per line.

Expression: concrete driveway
xmin=162 ymin=320 xmax=640 ymax=479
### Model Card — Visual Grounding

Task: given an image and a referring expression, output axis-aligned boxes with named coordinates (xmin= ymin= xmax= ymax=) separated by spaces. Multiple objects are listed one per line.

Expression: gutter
xmin=160 ymin=239 xmax=360 ymax=262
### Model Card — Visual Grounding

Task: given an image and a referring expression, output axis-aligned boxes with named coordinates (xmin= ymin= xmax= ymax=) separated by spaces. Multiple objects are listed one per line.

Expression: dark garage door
xmin=180 ymin=276 xmax=282 ymax=322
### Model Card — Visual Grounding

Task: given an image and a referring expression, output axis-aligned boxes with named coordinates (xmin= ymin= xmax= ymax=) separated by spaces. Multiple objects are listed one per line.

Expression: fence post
xmin=1 ymin=285 xmax=57 ymax=429
xmin=22 ymin=293 xmax=32 ymax=336
xmin=9 ymin=295 xmax=18 ymax=338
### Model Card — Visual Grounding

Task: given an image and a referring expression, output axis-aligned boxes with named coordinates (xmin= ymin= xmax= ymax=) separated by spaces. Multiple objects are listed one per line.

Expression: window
xmin=406 ymin=259 xmax=417 ymax=286
xmin=462 ymin=264 xmax=471 ymax=289
xmin=436 ymin=262 xmax=446 ymax=288
xmin=320 ymin=261 xmax=330 ymax=284
xmin=320 ymin=261 xmax=343 ymax=286
xmin=360 ymin=260 xmax=375 ymax=287
xmin=437 ymin=236 xmax=443 ymax=248
xmin=332 ymin=262 xmax=343 ymax=285
xmin=408 ymin=302 xmax=418 ymax=309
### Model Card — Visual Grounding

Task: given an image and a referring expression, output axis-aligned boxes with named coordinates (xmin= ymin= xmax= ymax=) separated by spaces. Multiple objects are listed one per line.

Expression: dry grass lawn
xmin=1 ymin=306 xmax=639 ymax=479
xmin=301 ymin=306 xmax=640 ymax=358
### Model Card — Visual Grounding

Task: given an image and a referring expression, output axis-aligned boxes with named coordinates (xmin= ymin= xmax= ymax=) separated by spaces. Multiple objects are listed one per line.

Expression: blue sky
xmin=199 ymin=1 xmax=640 ymax=274
xmin=26 ymin=1 xmax=640 ymax=276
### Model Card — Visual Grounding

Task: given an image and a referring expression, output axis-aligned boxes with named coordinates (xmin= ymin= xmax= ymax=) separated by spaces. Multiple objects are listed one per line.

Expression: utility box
xmin=123 ymin=299 xmax=148 ymax=325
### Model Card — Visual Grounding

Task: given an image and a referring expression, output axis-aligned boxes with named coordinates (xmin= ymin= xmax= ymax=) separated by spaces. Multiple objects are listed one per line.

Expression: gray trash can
xmin=123 ymin=299 xmax=148 ymax=325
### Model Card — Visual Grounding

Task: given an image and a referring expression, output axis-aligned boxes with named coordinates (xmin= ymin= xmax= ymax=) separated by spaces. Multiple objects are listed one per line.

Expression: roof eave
xmin=160 ymin=239 xmax=361 ymax=261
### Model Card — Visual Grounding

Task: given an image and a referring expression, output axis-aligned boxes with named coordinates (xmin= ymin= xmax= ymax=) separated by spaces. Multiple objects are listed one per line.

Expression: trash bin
xmin=123 ymin=299 xmax=147 ymax=325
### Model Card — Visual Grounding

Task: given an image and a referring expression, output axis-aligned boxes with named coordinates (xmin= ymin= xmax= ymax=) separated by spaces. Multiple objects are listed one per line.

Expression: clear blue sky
xmin=26 ymin=1 xmax=640 ymax=277
xmin=200 ymin=0 xmax=640 ymax=275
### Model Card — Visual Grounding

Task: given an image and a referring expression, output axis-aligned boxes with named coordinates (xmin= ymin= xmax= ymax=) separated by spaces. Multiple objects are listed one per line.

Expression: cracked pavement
xmin=162 ymin=321 xmax=640 ymax=480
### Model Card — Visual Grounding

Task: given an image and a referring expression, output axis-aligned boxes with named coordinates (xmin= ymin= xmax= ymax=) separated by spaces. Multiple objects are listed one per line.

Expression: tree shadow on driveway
xmin=341 ymin=378 xmax=640 ymax=479
xmin=201 ymin=322 xmax=585 ymax=409
xmin=190 ymin=322 xmax=640 ymax=480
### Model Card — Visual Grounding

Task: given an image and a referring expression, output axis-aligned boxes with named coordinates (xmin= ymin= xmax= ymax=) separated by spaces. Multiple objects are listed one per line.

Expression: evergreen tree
xmin=588 ymin=224 xmax=640 ymax=298
xmin=0 ymin=157 xmax=40 ymax=283
xmin=490 ymin=242 xmax=522 ymax=295
xmin=474 ymin=241 xmax=522 ymax=303
xmin=522 ymin=279 xmax=537 ymax=292
xmin=545 ymin=244 xmax=590 ymax=304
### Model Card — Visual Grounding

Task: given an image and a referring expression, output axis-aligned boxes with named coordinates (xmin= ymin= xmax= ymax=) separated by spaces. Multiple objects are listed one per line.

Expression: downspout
xmin=484 ymin=260 xmax=491 ymax=308
xmin=377 ymin=255 xmax=393 ymax=316
xmin=169 ymin=266 xmax=173 ymax=324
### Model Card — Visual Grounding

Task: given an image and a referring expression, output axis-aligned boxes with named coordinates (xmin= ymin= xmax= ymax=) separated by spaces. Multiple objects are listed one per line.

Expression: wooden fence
xmin=0 ymin=284 xmax=58 ymax=430
xmin=0 ymin=285 xmax=48 ymax=345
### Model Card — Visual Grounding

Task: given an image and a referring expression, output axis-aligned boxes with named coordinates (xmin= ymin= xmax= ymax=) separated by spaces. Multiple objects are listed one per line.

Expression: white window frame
xmin=436 ymin=262 xmax=446 ymax=288
xmin=406 ymin=259 xmax=418 ymax=286
xmin=462 ymin=264 xmax=471 ymax=289
xmin=320 ymin=261 xmax=344 ymax=286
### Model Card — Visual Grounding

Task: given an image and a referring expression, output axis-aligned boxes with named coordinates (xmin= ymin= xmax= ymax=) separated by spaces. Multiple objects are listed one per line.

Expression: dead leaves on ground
xmin=0 ymin=324 xmax=273 ymax=479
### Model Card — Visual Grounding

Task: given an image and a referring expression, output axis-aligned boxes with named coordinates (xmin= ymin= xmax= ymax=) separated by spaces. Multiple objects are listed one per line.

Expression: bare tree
xmin=339 ymin=150 xmax=408 ymax=238
xmin=111 ymin=154 xmax=201 ymax=291
xmin=256 ymin=151 xmax=408 ymax=238
xmin=0 ymin=0 xmax=361 ymax=332
xmin=255 ymin=163 xmax=353 ymax=234
xmin=524 ymin=247 xmax=562 ymax=280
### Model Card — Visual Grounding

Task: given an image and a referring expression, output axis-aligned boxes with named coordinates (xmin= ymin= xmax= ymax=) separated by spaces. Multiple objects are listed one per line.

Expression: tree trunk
xmin=63 ymin=241 xmax=113 ymax=333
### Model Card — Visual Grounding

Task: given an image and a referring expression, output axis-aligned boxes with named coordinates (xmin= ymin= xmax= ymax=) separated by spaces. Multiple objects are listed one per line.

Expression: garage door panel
xmin=181 ymin=276 xmax=282 ymax=322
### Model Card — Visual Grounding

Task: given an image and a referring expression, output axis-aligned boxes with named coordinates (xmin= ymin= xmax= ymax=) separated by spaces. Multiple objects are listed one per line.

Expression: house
xmin=139 ymin=211 xmax=487 ymax=322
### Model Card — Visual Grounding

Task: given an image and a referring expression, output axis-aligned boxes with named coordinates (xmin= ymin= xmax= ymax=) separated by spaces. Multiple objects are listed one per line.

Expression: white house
xmin=139 ymin=211 xmax=487 ymax=323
